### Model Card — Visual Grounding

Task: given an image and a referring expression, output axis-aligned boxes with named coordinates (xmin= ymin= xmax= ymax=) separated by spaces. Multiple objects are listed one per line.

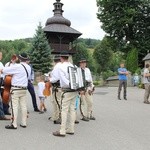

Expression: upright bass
xmin=2 ymin=75 xmax=12 ymax=104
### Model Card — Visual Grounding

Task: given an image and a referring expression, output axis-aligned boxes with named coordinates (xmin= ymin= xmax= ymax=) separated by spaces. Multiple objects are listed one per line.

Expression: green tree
xmin=126 ymin=48 xmax=138 ymax=74
xmin=97 ymin=0 xmax=150 ymax=62
xmin=93 ymin=37 xmax=113 ymax=72
xmin=29 ymin=23 xmax=52 ymax=73
xmin=72 ymin=43 xmax=96 ymax=73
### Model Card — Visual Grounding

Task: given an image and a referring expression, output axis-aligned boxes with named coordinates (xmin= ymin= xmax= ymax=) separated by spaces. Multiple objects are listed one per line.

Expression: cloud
xmin=0 ymin=0 xmax=105 ymax=40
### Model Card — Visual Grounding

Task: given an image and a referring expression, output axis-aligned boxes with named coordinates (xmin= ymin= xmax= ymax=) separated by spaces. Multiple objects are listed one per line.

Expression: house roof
xmin=106 ymin=76 xmax=118 ymax=81
xmin=43 ymin=24 xmax=82 ymax=36
xmin=143 ymin=53 xmax=150 ymax=61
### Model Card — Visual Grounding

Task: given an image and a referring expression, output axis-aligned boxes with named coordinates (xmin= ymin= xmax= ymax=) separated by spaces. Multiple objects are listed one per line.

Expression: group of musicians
xmin=0 ymin=51 xmax=95 ymax=137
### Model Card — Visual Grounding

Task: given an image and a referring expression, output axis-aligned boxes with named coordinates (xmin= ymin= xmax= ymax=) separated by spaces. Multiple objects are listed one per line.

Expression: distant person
xmin=118 ymin=62 xmax=128 ymax=100
xmin=37 ymin=75 xmax=47 ymax=114
xmin=26 ymin=60 xmax=40 ymax=112
xmin=143 ymin=64 xmax=150 ymax=104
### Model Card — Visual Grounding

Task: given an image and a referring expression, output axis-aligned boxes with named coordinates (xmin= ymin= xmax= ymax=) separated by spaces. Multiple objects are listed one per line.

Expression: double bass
xmin=2 ymin=75 xmax=12 ymax=104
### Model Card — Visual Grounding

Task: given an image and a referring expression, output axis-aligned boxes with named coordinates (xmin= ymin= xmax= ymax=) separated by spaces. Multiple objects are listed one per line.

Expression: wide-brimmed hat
xmin=60 ymin=51 xmax=70 ymax=57
xmin=78 ymin=58 xmax=88 ymax=63
xmin=53 ymin=55 xmax=60 ymax=60
xmin=18 ymin=53 xmax=30 ymax=61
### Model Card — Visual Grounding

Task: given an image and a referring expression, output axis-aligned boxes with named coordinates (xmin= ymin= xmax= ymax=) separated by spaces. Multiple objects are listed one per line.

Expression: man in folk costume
xmin=49 ymin=55 xmax=62 ymax=124
xmin=3 ymin=54 xmax=18 ymax=115
xmin=79 ymin=58 xmax=96 ymax=121
xmin=0 ymin=53 xmax=31 ymax=129
xmin=53 ymin=51 xmax=78 ymax=137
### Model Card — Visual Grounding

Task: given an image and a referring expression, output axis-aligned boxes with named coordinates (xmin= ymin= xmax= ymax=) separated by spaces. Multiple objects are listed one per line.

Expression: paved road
xmin=1 ymin=87 xmax=150 ymax=150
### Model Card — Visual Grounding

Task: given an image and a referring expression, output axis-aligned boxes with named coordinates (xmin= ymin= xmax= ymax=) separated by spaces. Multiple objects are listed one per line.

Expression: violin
xmin=2 ymin=75 xmax=12 ymax=104
xmin=43 ymin=81 xmax=51 ymax=96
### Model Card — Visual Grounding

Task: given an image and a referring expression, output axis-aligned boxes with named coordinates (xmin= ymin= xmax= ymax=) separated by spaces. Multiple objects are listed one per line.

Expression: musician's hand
xmin=79 ymin=91 xmax=85 ymax=95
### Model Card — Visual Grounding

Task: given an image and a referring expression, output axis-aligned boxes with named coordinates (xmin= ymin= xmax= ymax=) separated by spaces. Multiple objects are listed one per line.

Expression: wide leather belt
xmin=12 ymin=85 xmax=27 ymax=89
xmin=62 ymin=88 xmax=76 ymax=92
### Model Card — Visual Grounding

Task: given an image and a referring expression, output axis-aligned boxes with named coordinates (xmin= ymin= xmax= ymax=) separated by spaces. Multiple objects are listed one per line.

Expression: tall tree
xmin=30 ymin=23 xmax=52 ymax=74
xmin=93 ymin=37 xmax=113 ymax=72
xmin=97 ymin=0 xmax=150 ymax=62
xmin=126 ymin=48 xmax=138 ymax=74
xmin=72 ymin=43 xmax=96 ymax=73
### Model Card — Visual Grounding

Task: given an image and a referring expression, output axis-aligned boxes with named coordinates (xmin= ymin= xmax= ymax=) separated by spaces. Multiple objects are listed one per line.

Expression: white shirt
xmin=3 ymin=62 xmax=31 ymax=87
xmin=38 ymin=82 xmax=45 ymax=97
xmin=143 ymin=68 xmax=150 ymax=84
xmin=0 ymin=62 xmax=4 ymax=78
xmin=50 ymin=62 xmax=61 ymax=83
xmin=84 ymin=67 xmax=93 ymax=82
xmin=59 ymin=62 xmax=74 ymax=88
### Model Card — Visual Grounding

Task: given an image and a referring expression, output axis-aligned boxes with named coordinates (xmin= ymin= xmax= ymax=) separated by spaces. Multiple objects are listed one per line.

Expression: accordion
xmin=68 ymin=66 xmax=86 ymax=91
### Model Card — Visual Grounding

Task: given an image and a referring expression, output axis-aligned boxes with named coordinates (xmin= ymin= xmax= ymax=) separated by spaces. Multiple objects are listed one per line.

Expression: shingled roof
xmin=143 ymin=53 xmax=150 ymax=61
xmin=43 ymin=0 xmax=81 ymax=37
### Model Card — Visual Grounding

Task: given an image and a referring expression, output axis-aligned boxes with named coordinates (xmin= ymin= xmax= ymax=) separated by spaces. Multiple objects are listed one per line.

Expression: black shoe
xmin=0 ymin=117 xmax=10 ymax=120
xmin=89 ymin=116 xmax=96 ymax=120
xmin=34 ymin=109 xmax=40 ymax=112
xmin=39 ymin=111 xmax=44 ymax=114
xmin=53 ymin=131 xmax=65 ymax=137
xmin=81 ymin=117 xmax=89 ymax=122
xmin=4 ymin=112 xmax=11 ymax=115
xmin=75 ymin=120 xmax=79 ymax=124
xmin=124 ymin=97 xmax=127 ymax=100
xmin=54 ymin=119 xmax=61 ymax=124
xmin=66 ymin=132 xmax=74 ymax=135
xmin=20 ymin=124 xmax=27 ymax=128
xmin=44 ymin=108 xmax=47 ymax=112
xmin=5 ymin=124 xmax=17 ymax=129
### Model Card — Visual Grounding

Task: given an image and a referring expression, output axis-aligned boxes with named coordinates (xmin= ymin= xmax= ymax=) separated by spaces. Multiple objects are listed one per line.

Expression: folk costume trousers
xmin=51 ymin=88 xmax=62 ymax=121
xmin=80 ymin=90 xmax=93 ymax=118
xmin=11 ymin=89 xmax=27 ymax=128
xmin=60 ymin=91 xmax=77 ymax=135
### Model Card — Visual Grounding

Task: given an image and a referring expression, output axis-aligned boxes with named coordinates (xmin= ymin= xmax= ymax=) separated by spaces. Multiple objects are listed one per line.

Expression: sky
xmin=0 ymin=0 xmax=106 ymax=40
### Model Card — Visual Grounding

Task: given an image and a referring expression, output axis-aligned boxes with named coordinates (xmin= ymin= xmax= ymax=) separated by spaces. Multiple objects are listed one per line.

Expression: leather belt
xmin=62 ymin=88 xmax=76 ymax=92
xmin=12 ymin=85 xmax=27 ymax=89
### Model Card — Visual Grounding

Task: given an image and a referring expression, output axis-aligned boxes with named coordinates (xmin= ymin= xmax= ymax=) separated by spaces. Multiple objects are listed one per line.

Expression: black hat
xmin=78 ymin=58 xmax=88 ymax=63
xmin=53 ymin=55 xmax=60 ymax=60
xmin=60 ymin=51 xmax=70 ymax=57
xmin=18 ymin=53 xmax=29 ymax=61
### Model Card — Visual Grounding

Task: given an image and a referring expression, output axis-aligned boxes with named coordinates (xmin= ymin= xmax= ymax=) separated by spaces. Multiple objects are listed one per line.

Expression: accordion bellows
xmin=68 ymin=66 xmax=85 ymax=91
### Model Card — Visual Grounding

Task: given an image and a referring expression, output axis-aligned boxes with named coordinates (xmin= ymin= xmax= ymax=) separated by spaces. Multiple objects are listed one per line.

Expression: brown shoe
xmin=53 ymin=131 xmax=65 ymax=137
xmin=0 ymin=117 xmax=10 ymax=121
xmin=144 ymin=101 xmax=150 ymax=104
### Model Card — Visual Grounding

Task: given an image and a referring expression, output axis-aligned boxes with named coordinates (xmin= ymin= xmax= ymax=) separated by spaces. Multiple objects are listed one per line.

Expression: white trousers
xmin=51 ymin=88 xmax=62 ymax=121
xmin=80 ymin=90 xmax=93 ymax=118
xmin=60 ymin=91 xmax=77 ymax=135
xmin=11 ymin=89 xmax=27 ymax=128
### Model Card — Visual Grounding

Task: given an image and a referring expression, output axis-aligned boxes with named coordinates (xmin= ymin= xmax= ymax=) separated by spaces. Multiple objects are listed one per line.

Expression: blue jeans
xmin=28 ymin=81 xmax=38 ymax=110
xmin=0 ymin=100 xmax=5 ymax=117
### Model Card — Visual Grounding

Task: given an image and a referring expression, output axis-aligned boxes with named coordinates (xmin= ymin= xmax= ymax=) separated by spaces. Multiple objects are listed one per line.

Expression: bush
xmin=102 ymin=70 xmax=117 ymax=80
